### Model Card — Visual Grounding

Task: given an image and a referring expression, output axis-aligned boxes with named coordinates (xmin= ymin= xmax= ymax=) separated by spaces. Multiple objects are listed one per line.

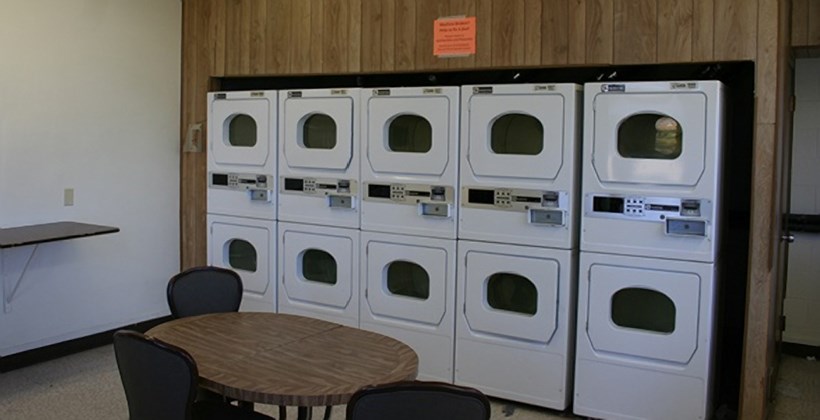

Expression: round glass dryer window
xmin=386 ymin=261 xmax=430 ymax=300
xmin=301 ymin=114 xmax=337 ymax=149
xmin=226 ymin=114 xmax=257 ymax=147
xmin=490 ymin=113 xmax=544 ymax=155
xmin=486 ymin=273 xmax=537 ymax=316
xmin=300 ymin=249 xmax=337 ymax=285
xmin=617 ymin=114 xmax=682 ymax=159
xmin=228 ymin=239 xmax=257 ymax=272
xmin=388 ymin=115 xmax=432 ymax=153
xmin=611 ymin=287 xmax=676 ymax=333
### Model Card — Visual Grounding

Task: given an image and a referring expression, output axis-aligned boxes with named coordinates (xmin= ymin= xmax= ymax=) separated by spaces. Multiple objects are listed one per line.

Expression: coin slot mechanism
xmin=529 ymin=209 xmax=564 ymax=226
xmin=420 ymin=202 xmax=450 ymax=217
xmin=666 ymin=219 xmax=707 ymax=236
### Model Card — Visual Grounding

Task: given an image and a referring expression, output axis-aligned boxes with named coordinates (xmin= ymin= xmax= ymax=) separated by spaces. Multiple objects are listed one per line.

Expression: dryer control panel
xmin=280 ymin=176 xmax=358 ymax=209
xmin=365 ymin=183 xmax=454 ymax=218
xmin=209 ymin=172 xmax=273 ymax=201
xmin=462 ymin=187 xmax=568 ymax=227
xmin=586 ymin=194 xmax=712 ymax=237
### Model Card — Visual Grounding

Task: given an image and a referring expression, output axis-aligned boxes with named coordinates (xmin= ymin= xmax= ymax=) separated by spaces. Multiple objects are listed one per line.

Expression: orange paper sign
xmin=434 ymin=16 xmax=476 ymax=57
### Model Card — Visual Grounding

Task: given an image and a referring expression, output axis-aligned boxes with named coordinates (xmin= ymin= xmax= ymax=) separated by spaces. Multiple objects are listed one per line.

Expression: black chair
xmin=346 ymin=381 xmax=491 ymax=420
xmin=167 ymin=266 xmax=243 ymax=319
xmin=113 ymin=330 xmax=273 ymax=420
xmin=166 ymin=266 xmax=255 ymax=406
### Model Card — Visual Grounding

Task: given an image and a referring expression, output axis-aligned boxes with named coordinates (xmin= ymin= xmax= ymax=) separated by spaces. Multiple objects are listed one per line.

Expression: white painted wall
xmin=0 ymin=0 xmax=180 ymax=355
xmin=784 ymin=58 xmax=820 ymax=346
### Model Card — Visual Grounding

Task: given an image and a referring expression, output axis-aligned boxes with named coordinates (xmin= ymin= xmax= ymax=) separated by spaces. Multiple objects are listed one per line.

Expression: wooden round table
xmin=147 ymin=312 xmax=418 ymax=418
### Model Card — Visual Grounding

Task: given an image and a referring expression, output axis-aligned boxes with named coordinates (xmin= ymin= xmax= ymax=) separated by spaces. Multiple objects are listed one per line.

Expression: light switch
xmin=64 ymin=188 xmax=74 ymax=206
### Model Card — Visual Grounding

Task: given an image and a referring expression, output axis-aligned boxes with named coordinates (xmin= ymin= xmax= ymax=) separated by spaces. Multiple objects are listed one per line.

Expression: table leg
xmin=297 ymin=406 xmax=312 ymax=420
xmin=279 ymin=406 xmax=287 ymax=420
xmin=323 ymin=406 xmax=332 ymax=420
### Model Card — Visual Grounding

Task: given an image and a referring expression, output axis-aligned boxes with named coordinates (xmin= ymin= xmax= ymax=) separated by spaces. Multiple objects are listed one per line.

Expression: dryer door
xmin=466 ymin=94 xmax=564 ymax=180
xmin=282 ymin=96 xmax=354 ymax=170
xmin=211 ymin=98 xmax=271 ymax=167
xmin=366 ymin=95 xmax=452 ymax=176
xmin=364 ymin=240 xmax=449 ymax=326
xmin=591 ymin=92 xmax=706 ymax=187
xmin=463 ymin=250 xmax=558 ymax=344
xmin=210 ymin=220 xmax=272 ymax=295
xmin=585 ymin=263 xmax=700 ymax=363
xmin=281 ymin=230 xmax=354 ymax=309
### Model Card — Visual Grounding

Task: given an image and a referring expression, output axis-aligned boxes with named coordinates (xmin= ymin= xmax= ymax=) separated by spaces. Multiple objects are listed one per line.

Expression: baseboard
xmin=782 ymin=342 xmax=820 ymax=359
xmin=0 ymin=316 xmax=172 ymax=373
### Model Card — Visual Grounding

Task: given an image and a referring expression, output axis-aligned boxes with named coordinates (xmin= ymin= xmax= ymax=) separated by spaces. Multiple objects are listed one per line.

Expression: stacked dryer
xmin=455 ymin=84 xmax=581 ymax=409
xmin=276 ymin=88 xmax=361 ymax=327
xmin=206 ymin=90 xmax=278 ymax=312
xmin=574 ymin=81 xmax=725 ymax=420
xmin=359 ymin=86 xmax=460 ymax=382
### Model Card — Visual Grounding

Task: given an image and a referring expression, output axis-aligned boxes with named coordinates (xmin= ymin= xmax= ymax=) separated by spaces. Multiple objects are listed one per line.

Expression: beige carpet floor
xmin=0 ymin=344 xmax=817 ymax=419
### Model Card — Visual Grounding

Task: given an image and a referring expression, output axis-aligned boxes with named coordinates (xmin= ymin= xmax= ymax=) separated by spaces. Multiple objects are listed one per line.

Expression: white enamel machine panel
xmin=360 ymin=231 xmax=456 ymax=382
xmin=455 ymin=240 xmax=576 ymax=410
xmin=580 ymin=81 xmax=725 ymax=262
xmin=278 ymin=88 xmax=360 ymax=228
xmin=459 ymin=83 xmax=581 ymax=249
xmin=207 ymin=214 xmax=276 ymax=312
xmin=361 ymin=86 xmax=460 ymax=239
xmin=207 ymin=90 xmax=278 ymax=220
xmin=574 ymin=252 xmax=717 ymax=420
xmin=277 ymin=222 xmax=359 ymax=327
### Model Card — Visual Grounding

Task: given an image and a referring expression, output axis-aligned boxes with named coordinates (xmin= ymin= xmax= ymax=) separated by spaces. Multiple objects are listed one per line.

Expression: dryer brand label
xmin=423 ymin=88 xmax=443 ymax=94
xmin=215 ymin=93 xmax=227 ymax=99
xmin=473 ymin=86 xmax=493 ymax=94
xmin=373 ymin=89 xmax=391 ymax=96
xmin=250 ymin=91 xmax=265 ymax=97
xmin=288 ymin=91 xmax=303 ymax=98
xmin=331 ymin=89 xmax=348 ymax=95
xmin=601 ymin=84 xmax=626 ymax=93
xmin=670 ymin=82 xmax=698 ymax=90
xmin=533 ymin=85 xmax=556 ymax=91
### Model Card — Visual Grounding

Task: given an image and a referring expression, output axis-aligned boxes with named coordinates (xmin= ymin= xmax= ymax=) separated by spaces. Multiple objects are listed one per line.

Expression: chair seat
xmin=193 ymin=400 xmax=275 ymax=420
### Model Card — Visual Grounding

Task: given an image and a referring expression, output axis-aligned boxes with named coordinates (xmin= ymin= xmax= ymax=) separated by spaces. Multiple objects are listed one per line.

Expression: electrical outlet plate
xmin=64 ymin=188 xmax=74 ymax=206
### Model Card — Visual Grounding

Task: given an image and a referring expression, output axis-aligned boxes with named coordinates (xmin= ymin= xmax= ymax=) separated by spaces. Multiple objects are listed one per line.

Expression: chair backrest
xmin=346 ymin=381 xmax=491 ymax=420
xmin=113 ymin=330 xmax=197 ymax=420
xmin=167 ymin=266 xmax=243 ymax=318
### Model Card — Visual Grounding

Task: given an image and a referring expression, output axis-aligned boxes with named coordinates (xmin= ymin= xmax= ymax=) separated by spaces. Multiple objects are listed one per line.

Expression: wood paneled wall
xmin=792 ymin=0 xmax=820 ymax=46
xmin=179 ymin=1 xmax=792 ymax=419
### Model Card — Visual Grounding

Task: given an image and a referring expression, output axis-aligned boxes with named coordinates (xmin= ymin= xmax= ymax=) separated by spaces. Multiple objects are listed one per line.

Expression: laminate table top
xmin=0 ymin=222 xmax=119 ymax=249
xmin=146 ymin=312 xmax=418 ymax=407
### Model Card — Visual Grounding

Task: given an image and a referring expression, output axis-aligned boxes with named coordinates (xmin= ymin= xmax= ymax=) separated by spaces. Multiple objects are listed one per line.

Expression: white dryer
xmin=278 ymin=88 xmax=360 ymax=228
xmin=360 ymin=231 xmax=456 ymax=382
xmin=574 ymin=252 xmax=717 ymax=420
xmin=207 ymin=214 xmax=276 ymax=312
xmin=455 ymin=240 xmax=576 ymax=409
xmin=581 ymin=81 xmax=725 ymax=262
xmin=459 ymin=83 xmax=581 ymax=249
xmin=361 ymin=86 xmax=460 ymax=239
xmin=277 ymin=222 xmax=359 ymax=327
xmin=207 ymin=90 xmax=277 ymax=221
